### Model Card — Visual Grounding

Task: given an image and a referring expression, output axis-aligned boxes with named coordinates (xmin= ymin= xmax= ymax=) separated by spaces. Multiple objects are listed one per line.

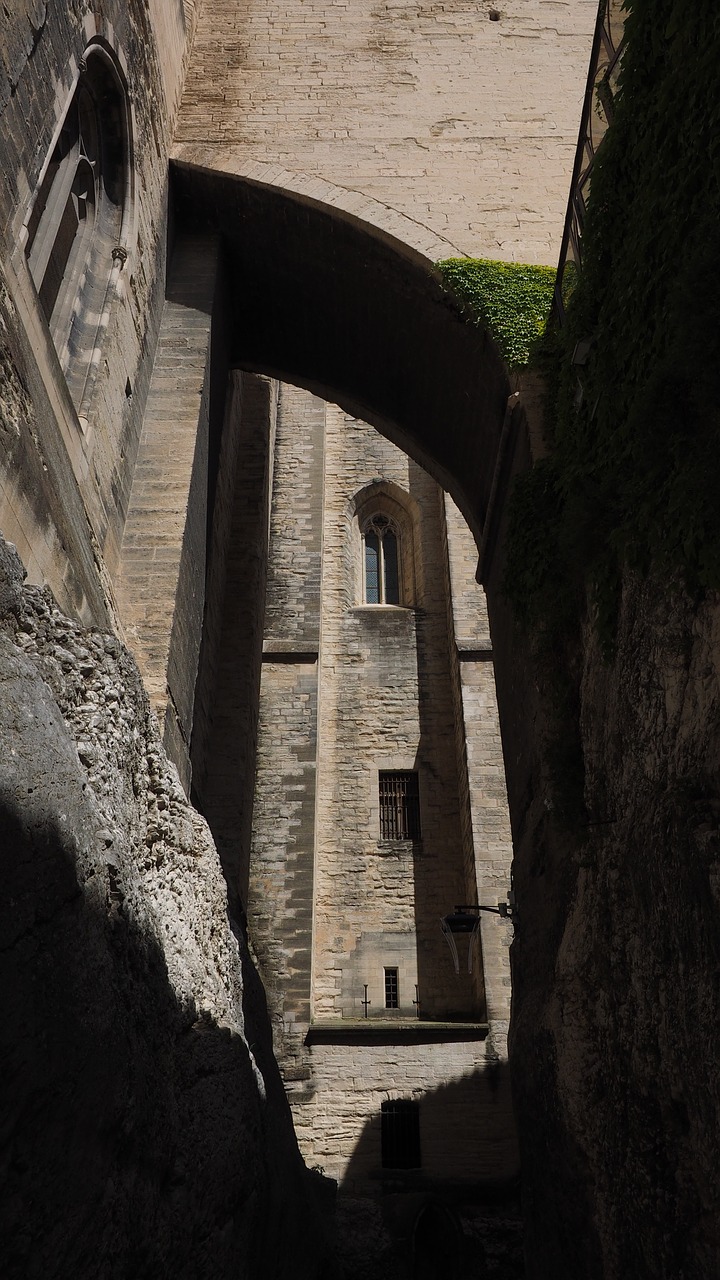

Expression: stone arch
xmin=171 ymin=155 xmax=466 ymax=263
xmin=122 ymin=168 xmax=529 ymax=816
xmin=170 ymin=161 xmax=514 ymax=547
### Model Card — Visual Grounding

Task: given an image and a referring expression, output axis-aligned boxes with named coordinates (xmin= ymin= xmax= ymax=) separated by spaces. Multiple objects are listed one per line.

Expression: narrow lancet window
xmin=365 ymin=529 xmax=380 ymax=603
xmin=363 ymin=515 xmax=400 ymax=604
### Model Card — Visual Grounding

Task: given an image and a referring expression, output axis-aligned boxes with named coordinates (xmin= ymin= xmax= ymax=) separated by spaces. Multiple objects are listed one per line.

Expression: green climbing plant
xmin=437 ymin=257 xmax=555 ymax=369
xmin=501 ymin=0 xmax=720 ymax=653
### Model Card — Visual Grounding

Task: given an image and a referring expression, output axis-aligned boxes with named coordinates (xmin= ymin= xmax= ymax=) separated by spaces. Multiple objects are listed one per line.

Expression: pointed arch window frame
xmin=22 ymin=40 xmax=133 ymax=420
xmin=27 ymin=86 xmax=101 ymax=340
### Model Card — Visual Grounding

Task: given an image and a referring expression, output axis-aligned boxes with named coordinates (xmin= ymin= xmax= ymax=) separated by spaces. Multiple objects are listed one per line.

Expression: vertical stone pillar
xmin=444 ymin=493 xmax=514 ymax=1056
xmin=116 ymin=233 xmax=224 ymax=790
xmin=190 ymin=372 xmax=278 ymax=904
xmin=248 ymin=385 xmax=325 ymax=1090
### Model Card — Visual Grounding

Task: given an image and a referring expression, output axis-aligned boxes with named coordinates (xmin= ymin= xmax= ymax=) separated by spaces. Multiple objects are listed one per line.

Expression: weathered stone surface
xmin=0 ymin=0 xmax=196 ymax=609
xmin=508 ymin=569 xmax=720 ymax=1279
xmin=175 ymin=0 xmax=597 ymax=264
xmin=237 ymin=388 xmax=517 ymax=1200
xmin=0 ymin=537 xmax=331 ymax=1279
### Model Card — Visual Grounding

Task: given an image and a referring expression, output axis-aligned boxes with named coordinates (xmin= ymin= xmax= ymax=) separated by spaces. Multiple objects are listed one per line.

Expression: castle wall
xmin=175 ymin=0 xmax=598 ymax=263
xmin=0 ymin=0 xmax=195 ymax=617
xmin=295 ymin=1041 xmax=517 ymax=1192
xmin=115 ymin=233 xmax=231 ymax=788
xmin=248 ymin=385 xmax=326 ymax=1085
xmin=313 ymin=406 xmax=477 ymax=1025
xmin=444 ymin=494 xmax=515 ymax=1052
xmin=241 ymin=387 xmax=517 ymax=1192
xmin=190 ymin=373 xmax=278 ymax=902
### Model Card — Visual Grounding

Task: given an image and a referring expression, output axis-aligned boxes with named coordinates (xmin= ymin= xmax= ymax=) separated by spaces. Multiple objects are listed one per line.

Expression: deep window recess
xmin=381 ymin=1099 xmax=421 ymax=1169
xmin=384 ymin=967 xmax=399 ymax=1009
xmin=379 ymin=771 xmax=421 ymax=841
xmin=363 ymin=514 xmax=400 ymax=604
xmin=24 ymin=48 xmax=129 ymax=408
xmin=27 ymin=88 xmax=99 ymax=332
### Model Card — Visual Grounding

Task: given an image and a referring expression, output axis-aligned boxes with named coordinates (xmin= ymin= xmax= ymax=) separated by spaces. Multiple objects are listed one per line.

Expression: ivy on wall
xmin=437 ymin=257 xmax=555 ymax=369
xmin=503 ymin=0 xmax=720 ymax=648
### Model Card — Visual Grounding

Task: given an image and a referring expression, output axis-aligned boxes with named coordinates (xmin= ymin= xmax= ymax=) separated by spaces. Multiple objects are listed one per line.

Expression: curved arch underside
xmin=170 ymin=161 xmax=512 ymax=543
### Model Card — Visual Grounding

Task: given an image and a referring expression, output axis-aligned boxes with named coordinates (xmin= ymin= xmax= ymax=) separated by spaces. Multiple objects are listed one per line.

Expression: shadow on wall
xmin=340 ymin=1060 xmax=517 ymax=1197
xmin=171 ymin=161 xmax=512 ymax=547
xmin=333 ymin=1062 xmax=521 ymax=1279
xmin=407 ymin=457 xmax=484 ymax=1024
xmin=0 ymin=802 xmax=332 ymax=1280
xmin=0 ymin=576 xmax=331 ymax=1279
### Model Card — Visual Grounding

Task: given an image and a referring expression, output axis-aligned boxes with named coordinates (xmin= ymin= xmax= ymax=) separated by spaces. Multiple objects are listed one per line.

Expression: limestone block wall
xmin=444 ymin=494 xmax=514 ymax=1052
xmin=242 ymin=386 xmax=517 ymax=1189
xmin=175 ymin=0 xmax=597 ymax=264
xmin=0 ymin=0 xmax=195 ymax=617
xmin=191 ymin=372 xmax=278 ymax=903
xmin=248 ymin=385 xmax=326 ymax=1088
xmin=115 ymin=234 xmax=228 ymax=789
xmin=312 ymin=405 xmax=480 ymax=1024
xmin=294 ymin=1040 xmax=517 ymax=1191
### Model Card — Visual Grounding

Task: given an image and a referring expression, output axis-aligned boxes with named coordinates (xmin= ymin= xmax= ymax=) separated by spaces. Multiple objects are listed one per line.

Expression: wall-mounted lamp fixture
xmin=441 ymin=896 xmax=516 ymax=974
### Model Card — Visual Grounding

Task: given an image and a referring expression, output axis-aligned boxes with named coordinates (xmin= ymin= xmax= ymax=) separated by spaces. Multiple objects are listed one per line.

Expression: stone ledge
xmin=457 ymin=646 xmax=494 ymax=662
xmin=305 ymin=1020 xmax=488 ymax=1045
xmin=261 ymin=646 xmax=318 ymax=663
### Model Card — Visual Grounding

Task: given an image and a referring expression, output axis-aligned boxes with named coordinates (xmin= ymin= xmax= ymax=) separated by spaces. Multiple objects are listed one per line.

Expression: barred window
xmin=379 ymin=771 xmax=421 ymax=841
xmin=381 ymin=1099 xmax=421 ymax=1169
xmin=363 ymin=514 xmax=400 ymax=604
xmin=384 ymin=967 xmax=399 ymax=1009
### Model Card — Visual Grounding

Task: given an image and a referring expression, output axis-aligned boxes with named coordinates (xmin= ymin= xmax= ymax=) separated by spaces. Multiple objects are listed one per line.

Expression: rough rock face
xmin=511 ymin=571 xmax=720 ymax=1279
xmin=0 ymin=538 xmax=332 ymax=1278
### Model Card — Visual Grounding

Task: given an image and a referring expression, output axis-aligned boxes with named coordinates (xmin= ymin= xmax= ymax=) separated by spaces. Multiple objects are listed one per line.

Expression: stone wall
xmin=115 ymin=233 xmax=229 ymax=788
xmin=313 ymin=407 xmax=477 ymax=1024
xmin=191 ymin=371 xmax=278 ymax=903
xmin=175 ymin=0 xmax=597 ymax=263
xmin=444 ymin=495 xmax=515 ymax=1052
xmin=0 ymin=0 xmax=193 ymax=615
xmin=295 ymin=1041 xmax=516 ymax=1192
xmin=0 ymin=535 xmax=332 ymax=1279
xmin=238 ymin=389 xmax=517 ymax=1192
xmin=503 ymin=567 xmax=720 ymax=1279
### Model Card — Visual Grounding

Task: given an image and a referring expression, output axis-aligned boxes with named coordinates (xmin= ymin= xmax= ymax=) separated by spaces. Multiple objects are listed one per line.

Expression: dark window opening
xmin=381 ymin=1099 xmax=421 ymax=1169
xmin=384 ymin=967 xmax=399 ymax=1009
xmin=363 ymin=514 xmax=400 ymax=604
xmin=379 ymin=771 xmax=421 ymax=840
xmin=24 ymin=50 xmax=128 ymax=407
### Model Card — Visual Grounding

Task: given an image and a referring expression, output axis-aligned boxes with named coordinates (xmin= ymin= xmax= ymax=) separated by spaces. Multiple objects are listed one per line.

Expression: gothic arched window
xmin=24 ymin=45 xmax=130 ymax=408
xmin=363 ymin=514 xmax=400 ymax=605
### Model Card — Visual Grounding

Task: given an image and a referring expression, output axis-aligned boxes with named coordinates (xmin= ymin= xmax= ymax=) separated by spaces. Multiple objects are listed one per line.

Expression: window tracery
xmin=363 ymin=513 xmax=400 ymax=605
xmin=24 ymin=45 xmax=130 ymax=410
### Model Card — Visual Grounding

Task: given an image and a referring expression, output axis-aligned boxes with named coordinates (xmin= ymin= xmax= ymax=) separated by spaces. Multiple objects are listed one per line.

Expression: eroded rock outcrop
xmin=510 ymin=571 xmax=720 ymax=1279
xmin=0 ymin=538 xmax=332 ymax=1278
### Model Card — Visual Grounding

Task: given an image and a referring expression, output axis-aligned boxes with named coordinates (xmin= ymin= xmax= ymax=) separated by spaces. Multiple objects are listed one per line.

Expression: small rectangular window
xmin=381 ymin=1099 xmax=421 ymax=1169
xmin=384 ymin=967 xmax=399 ymax=1009
xmin=379 ymin=771 xmax=421 ymax=840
